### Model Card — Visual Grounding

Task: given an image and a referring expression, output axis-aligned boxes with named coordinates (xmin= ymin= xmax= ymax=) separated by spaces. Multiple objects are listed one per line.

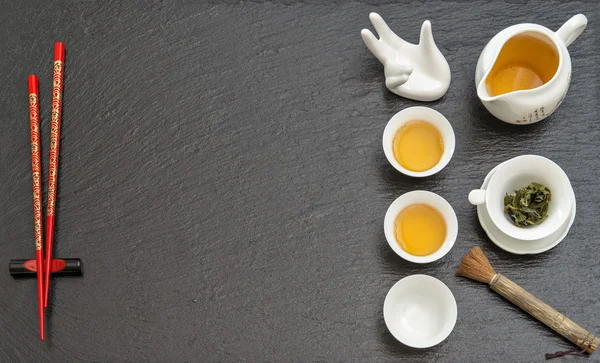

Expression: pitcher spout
xmin=477 ymin=77 xmax=499 ymax=103
xmin=476 ymin=76 xmax=515 ymax=114
xmin=477 ymin=78 xmax=490 ymax=102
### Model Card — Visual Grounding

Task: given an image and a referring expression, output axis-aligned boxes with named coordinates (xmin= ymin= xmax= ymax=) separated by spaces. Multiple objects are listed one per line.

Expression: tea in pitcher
xmin=485 ymin=34 xmax=559 ymax=97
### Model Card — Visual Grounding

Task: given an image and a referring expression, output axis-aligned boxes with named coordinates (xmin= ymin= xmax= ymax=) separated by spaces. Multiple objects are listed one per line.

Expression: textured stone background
xmin=0 ymin=1 xmax=598 ymax=362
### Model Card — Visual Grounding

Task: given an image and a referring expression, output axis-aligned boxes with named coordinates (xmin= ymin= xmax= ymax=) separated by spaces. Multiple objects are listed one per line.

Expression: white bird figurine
xmin=361 ymin=13 xmax=451 ymax=102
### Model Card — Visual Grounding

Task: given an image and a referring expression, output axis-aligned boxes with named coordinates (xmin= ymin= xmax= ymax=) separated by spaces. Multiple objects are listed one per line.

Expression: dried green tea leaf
xmin=504 ymin=183 xmax=551 ymax=227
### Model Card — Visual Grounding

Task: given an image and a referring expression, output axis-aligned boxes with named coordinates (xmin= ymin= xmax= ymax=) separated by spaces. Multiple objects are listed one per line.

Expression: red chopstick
xmin=44 ymin=42 xmax=65 ymax=307
xmin=28 ymin=74 xmax=45 ymax=340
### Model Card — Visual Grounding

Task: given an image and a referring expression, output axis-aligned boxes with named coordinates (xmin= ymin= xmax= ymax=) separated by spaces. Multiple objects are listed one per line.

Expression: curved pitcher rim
xmin=477 ymin=27 xmax=565 ymax=102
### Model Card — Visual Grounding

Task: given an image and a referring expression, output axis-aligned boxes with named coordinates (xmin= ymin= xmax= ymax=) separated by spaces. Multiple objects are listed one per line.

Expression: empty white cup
xmin=384 ymin=275 xmax=457 ymax=348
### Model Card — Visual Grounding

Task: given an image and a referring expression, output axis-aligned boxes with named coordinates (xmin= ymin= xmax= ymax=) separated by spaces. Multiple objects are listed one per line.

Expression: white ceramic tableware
xmin=384 ymin=191 xmax=457 ymax=263
xmin=468 ymin=155 xmax=572 ymax=241
xmin=477 ymin=159 xmax=576 ymax=254
xmin=384 ymin=275 xmax=457 ymax=348
xmin=476 ymin=14 xmax=587 ymax=124
xmin=361 ymin=13 xmax=451 ymax=101
xmin=382 ymin=107 xmax=455 ymax=177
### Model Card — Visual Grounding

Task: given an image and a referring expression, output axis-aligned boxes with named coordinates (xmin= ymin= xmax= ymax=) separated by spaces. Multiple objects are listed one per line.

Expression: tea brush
xmin=457 ymin=247 xmax=599 ymax=357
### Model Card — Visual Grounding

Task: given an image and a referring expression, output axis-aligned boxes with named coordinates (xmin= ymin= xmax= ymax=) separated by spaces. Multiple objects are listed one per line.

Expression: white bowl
xmin=384 ymin=191 xmax=458 ymax=263
xmin=384 ymin=275 xmax=457 ymax=348
xmin=468 ymin=155 xmax=573 ymax=241
xmin=382 ymin=106 xmax=455 ymax=177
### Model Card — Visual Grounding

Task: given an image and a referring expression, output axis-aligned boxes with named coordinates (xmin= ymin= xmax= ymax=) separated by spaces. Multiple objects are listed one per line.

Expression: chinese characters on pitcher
xmin=516 ymin=107 xmax=546 ymax=124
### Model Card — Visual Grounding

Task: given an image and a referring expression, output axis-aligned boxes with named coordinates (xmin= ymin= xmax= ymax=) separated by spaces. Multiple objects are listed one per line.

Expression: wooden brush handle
xmin=490 ymin=274 xmax=599 ymax=354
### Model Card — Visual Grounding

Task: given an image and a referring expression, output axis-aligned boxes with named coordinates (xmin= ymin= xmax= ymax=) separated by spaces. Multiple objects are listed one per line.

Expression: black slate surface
xmin=0 ymin=1 xmax=599 ymax=362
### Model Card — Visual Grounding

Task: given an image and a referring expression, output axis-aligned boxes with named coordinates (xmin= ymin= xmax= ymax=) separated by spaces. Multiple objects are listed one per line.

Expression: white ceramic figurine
xmin=361 ymin=13 xmax=451 ymax=102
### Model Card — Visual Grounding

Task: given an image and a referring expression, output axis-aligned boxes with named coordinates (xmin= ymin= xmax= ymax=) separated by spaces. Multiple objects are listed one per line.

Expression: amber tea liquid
xmin=485 ymin=34 xmax=559 ymax=97
xmin=394 ymin=204 xmax=447 ymax=256
xmin=392 ymin=120 xmax=444 ymax=172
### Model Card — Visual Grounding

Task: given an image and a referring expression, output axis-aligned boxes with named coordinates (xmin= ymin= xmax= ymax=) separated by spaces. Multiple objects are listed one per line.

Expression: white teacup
xmin=383 ymin=107 xmax=455 ymax=177
xmin=384 ymin=275 xmax=457 ymax=348
xmin=384 ymin=191 xmax=458 ymax=263
xmin=468 ymin=155 xmax=573 ymax=241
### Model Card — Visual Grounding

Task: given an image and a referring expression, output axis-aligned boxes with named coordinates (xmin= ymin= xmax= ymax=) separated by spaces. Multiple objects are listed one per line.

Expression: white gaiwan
xmin=361 ymin=13 xmax=451 ymax=102
xmin=468 ymin=155 xmax=573 ymax=241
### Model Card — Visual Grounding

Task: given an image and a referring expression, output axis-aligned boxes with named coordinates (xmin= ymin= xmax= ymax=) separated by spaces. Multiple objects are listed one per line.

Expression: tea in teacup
xmin=392 ymin=120 xmax=444 ymax=172
xmin=394 ymin=204 xmax=447 ymax=256
xmin=485 ymin=34 xmax=559 ymax=97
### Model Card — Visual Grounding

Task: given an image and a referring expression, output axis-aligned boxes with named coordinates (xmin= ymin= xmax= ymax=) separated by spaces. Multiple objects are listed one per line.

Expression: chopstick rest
xmin=10 ymin=258 xmax=82 ymax=278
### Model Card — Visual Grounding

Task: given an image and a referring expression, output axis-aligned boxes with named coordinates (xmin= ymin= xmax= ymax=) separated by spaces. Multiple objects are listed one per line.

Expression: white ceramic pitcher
xmin=475 ymin=14 xmax=587 ymax=125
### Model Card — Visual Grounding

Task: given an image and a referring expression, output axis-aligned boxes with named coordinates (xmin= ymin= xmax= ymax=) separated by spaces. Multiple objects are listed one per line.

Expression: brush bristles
xmin=456 ymin=247 xmax=497 ymax=284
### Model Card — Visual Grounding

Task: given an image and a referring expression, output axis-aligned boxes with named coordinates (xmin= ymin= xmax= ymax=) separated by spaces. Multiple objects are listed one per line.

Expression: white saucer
xmin=384 ymin=275 xmax=457 ymax=348
xmin=477 ymin=160 xmax=576 ymax=255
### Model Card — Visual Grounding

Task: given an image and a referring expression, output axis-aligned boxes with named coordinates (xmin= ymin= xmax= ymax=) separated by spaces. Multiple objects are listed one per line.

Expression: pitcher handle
xmin=556 ymin=14 xmax=587 ymax=47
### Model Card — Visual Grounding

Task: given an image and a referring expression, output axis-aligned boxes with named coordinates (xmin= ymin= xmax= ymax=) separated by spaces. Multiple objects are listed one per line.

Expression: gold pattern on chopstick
xmin=29 ymin=93 xmax=43 ymax=250
xmin=47 ymin=60 xmax=64 ymax=216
